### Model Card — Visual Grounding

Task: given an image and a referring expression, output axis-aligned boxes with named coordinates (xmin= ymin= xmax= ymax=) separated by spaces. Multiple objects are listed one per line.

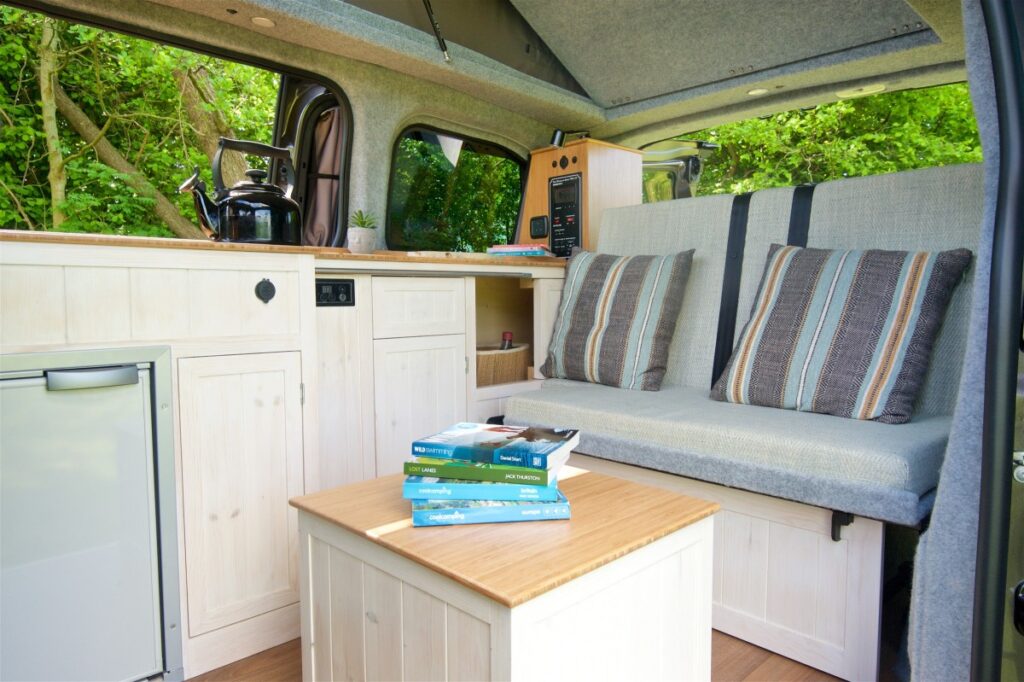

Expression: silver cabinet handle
xmin=45 ymin=365 xmax=139 ymax=391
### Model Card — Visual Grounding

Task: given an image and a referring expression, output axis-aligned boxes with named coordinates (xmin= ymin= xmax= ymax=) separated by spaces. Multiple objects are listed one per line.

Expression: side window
xmin=386 ymin=127 xmax=524 ymax=252
xmin=0 ymin=7 xmax=348 ymax=245
xmin=642 ymin=82 xmax=981 ymax=201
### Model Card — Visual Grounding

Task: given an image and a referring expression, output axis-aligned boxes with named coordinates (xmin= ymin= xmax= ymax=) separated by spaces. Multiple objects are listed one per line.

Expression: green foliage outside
xmin=644 ymin=83 xmax=982 ymax=200
xmin=387 ymin=136 xmax=522 ymax=252
xmin=0 ymin=7 xmax=278 ymax=235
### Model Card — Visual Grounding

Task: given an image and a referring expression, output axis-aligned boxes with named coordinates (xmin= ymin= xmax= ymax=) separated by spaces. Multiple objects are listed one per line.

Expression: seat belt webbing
xmin=711 ymin=192 xmax=753 ymax=386
xmin=786 ymin=184 xmax=817 ymax=247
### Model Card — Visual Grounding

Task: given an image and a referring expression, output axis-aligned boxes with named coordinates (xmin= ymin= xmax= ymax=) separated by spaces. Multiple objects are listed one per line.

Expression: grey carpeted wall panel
xmin=908 ymin=0 xmax=998 ymax=678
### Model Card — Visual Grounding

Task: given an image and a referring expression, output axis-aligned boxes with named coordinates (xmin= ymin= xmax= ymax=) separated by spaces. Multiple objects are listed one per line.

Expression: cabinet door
xmin=178 ymin=352 xmax=304 ymax=637
xmin=373 ymin=335 xmax=468 ymax=476
xmin=371 ymin=277 xmax=466 ymax=339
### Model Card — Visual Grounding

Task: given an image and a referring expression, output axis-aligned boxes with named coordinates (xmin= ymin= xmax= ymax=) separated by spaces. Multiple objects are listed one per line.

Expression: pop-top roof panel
xmin=510 ymin=0 xmax=933 ymax=107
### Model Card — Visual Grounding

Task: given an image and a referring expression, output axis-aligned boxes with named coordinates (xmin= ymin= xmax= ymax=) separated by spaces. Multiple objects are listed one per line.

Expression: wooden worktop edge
xmin=0 ymin=230 xmax=566 ymax=269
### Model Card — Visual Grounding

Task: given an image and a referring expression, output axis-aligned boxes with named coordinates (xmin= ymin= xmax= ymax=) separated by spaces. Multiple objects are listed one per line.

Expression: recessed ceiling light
xmin=836 ymin=83 xmax=887 ymax=99
xmin=251 ymin=16 xmax=275 ymax=28
xmin=746 ymin=88 xmax=769 ymax=96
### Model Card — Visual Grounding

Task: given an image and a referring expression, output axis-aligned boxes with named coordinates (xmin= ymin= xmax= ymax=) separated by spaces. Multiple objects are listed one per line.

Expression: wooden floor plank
xmin=711 ymin=630 xmax=773 ymax=681
xmin=187 ymin=632 xmax=839 ymax=681
xmin=188 ymin=639 xmax=301 ymax=682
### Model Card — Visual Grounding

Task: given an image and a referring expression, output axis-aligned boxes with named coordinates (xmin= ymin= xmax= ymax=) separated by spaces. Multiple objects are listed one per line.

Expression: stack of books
xmin=403 ymin=423 xmax=580 ymax=527
xmin=486 ymin=244 xmax=555 ymax=257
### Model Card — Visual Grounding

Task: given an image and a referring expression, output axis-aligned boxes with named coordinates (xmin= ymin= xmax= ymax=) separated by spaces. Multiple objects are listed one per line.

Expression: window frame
xmin=7 ymin=0 xmax=353 ymax=244
xmin=385 ymin=123 xmax=527 ymax=252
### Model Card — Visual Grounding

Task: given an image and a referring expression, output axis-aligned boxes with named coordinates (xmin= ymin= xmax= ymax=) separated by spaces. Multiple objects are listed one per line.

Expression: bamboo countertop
xmin=290 ymin=470 xmax=718 ymax=607
xmin=0 ymin=230 xmax=566 ymax=269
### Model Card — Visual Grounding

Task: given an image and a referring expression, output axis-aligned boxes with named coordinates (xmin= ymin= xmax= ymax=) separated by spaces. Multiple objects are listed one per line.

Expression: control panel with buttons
xmin=315 ymin=278 xmax=355 ymax=306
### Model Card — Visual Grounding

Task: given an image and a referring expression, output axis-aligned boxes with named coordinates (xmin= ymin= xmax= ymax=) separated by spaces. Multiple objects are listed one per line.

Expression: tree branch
xmin=0 ymin=177 xmax=37 ymax=230
xmin=62 ymin=114 xmax=113 ymax=166
xmin=53 ymin=79 xmax=205 ymax=240
xmin=38 ymin=17 xmax=67 ymax=228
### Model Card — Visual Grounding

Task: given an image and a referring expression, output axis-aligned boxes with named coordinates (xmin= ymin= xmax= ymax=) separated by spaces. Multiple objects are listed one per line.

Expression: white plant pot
xmin=346 ymin=226 xmax=378 ymax=254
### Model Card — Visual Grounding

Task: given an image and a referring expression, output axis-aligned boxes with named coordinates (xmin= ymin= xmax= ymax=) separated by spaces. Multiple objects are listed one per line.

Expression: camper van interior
xmin=0 ymin=0 xmax=1021 ymax=681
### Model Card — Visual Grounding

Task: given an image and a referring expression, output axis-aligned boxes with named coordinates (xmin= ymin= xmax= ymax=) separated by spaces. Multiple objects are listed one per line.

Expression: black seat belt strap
xmin=786 ymin=184 xmax=817 ymax=247
xmin=712 ymin=192 xmax=753 ymax=386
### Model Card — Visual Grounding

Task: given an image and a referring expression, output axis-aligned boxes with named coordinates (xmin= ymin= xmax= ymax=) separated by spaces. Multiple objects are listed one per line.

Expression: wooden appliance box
xmin=516 ymin=138 xmax=642 ymax=256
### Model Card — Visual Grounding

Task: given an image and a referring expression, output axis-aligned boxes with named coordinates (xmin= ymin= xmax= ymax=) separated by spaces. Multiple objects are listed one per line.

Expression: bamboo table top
xmin=290 ymin=469 xmax=718 ymax=607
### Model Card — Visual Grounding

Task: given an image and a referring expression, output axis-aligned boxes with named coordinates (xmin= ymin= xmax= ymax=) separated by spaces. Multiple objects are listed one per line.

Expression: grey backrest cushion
xmin=804 ymin=164 xmax=983 ymax=416
xmin=598 ymin=195 xmax=734 ymax=389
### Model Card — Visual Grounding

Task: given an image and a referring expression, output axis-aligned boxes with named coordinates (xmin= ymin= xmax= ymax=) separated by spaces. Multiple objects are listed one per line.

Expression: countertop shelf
xmin=0 ymin=230 xmax=566 ymax=270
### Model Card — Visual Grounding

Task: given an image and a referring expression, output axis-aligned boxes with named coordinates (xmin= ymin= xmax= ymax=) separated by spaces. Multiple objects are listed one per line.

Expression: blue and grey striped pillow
xmin=541 ymin=250 xmax=694 ymax=391
xmin=711 ymin=244 xmax=972 ymax=423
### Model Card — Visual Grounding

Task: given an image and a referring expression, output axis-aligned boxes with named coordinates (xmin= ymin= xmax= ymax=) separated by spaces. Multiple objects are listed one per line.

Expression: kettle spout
xmin=177 ymin=167 xmax=219 ymax=238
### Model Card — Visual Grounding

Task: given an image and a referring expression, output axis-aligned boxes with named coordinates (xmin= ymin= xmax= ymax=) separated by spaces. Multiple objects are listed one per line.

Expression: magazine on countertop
xmin=403 ymin=475 xmax=561 ymax=502
xmin=410 ymin=492 xmax=571 ymax=527
xmin=486 ymin=244 xmax=554 ymax=257
xmin=411 ymin=423 xmax=580 ymax=470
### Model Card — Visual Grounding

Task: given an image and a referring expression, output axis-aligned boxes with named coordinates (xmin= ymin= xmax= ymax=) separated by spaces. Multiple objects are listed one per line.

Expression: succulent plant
xmin=350 ymin=210 xmax=378 ymax=229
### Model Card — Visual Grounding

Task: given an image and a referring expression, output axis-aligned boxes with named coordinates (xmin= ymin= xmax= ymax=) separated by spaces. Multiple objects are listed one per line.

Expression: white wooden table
xmin=290 ymin=468 xmax=718 ymax=681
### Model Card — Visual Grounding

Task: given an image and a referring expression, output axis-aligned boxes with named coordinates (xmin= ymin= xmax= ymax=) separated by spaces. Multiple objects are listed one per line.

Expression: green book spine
xmin=403 ymin=458 xmax=549 ymax=486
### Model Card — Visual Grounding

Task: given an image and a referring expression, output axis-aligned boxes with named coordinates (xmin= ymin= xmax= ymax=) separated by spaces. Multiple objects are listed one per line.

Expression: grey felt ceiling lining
xmin=511 ymin=0 xmax=932 ymax=107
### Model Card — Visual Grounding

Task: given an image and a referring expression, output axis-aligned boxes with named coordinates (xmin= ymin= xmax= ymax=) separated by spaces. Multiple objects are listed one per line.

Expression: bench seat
xmin=504 ymin=164 xmax=983 ymax=680
xmin=507 ymin=380 xmax=949 ymax=525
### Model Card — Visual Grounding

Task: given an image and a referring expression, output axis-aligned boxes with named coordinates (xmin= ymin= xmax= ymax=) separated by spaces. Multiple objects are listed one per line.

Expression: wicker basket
xmin=476 ymin=343 xmax=530 ymax=387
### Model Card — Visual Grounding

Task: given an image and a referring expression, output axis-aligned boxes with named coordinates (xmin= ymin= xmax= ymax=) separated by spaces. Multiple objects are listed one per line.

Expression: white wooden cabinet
xmin=369 ymin=277 xmax=471 ymax=476
xmin=177 ymin=352 xmax=305 ymax=636
xmin=373 ymin=335 xmax=468 ymax=475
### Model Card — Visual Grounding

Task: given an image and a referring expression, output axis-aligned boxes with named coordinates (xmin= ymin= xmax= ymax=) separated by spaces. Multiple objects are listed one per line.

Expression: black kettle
xmin=178 ymin=138 xmax=302 ymax=245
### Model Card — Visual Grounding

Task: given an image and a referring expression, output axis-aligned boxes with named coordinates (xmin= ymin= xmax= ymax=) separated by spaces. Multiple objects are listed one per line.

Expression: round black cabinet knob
xmin=255 ymin=278 xmax=276 ymax=303
xmin=559 ymin=155 xmax=569 ymax=169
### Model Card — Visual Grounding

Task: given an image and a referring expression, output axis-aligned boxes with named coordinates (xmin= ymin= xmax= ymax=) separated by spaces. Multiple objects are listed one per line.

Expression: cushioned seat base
xmin=506 ymin=380 xmax=949 ymax=525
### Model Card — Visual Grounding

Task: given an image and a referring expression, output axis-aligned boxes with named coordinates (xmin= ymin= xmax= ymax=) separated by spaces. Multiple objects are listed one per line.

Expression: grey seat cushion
xmin=506 ymin=379 xmax=950 ymax=525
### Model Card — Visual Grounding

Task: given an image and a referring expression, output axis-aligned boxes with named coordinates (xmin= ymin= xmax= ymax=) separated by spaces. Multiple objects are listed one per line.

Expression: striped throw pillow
xmin=711 ymin=244 xmax=972 ymax=423
xmin=541 ymin=250 xmax=694 ymax=391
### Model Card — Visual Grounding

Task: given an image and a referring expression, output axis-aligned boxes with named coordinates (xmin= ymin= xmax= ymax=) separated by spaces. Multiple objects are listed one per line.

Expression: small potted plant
xmin=347 ymin=210 xmax=379 ymax=254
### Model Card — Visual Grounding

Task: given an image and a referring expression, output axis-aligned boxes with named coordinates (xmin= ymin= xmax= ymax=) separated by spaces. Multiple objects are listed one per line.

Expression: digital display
xmin=553 ymin=185 xmax=576 ymax=204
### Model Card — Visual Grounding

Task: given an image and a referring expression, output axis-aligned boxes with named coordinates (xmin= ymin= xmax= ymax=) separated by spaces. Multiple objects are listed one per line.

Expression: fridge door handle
xmin=46 ymin=365 xmax=139 ymax=391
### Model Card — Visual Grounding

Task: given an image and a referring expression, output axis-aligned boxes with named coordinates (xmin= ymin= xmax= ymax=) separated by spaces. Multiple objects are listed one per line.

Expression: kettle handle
xmin=213 ymin=137 xmax=296 ymax=199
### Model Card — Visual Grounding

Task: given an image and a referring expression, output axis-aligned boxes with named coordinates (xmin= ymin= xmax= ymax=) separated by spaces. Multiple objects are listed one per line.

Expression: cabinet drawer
xmin=371 ymin=277 xmax=465 ymax=338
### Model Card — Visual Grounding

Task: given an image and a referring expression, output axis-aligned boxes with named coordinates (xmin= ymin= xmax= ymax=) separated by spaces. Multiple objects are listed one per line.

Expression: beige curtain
xmin=303 ymin=107 xmax=342 ymax=246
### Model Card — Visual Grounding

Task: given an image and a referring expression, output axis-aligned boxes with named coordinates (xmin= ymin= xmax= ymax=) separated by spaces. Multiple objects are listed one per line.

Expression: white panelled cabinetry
xmin=0 ymin=241 xmax=317 ymax=678
xmin=373 ymin=334 xmax=468 ymax=475
xmin=177 ymin=352 xmax=304 ymax=636
xmin=371 ymin=277 xmax=470 ymax=476
xmin=0 ymin=236 xmax=567 ymax=677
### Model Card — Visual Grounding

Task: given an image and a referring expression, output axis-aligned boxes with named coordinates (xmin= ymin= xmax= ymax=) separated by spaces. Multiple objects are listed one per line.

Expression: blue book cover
xmin=402 ymin=475 xmax=560 ymax=502
xmin=410 ymin=423 xmax=580 ymax=470
xmin=487 ymin=249 xmax=552 ymax=257
xmin=411 ymin=492 xmax=571 ymax=527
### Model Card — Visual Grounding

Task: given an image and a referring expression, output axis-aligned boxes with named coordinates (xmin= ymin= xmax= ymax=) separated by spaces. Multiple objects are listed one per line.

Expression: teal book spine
xmin=410 ymin=493 xmax=571 ymax=527
xmin=402 ymin=476 xmax=560 ymax=502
